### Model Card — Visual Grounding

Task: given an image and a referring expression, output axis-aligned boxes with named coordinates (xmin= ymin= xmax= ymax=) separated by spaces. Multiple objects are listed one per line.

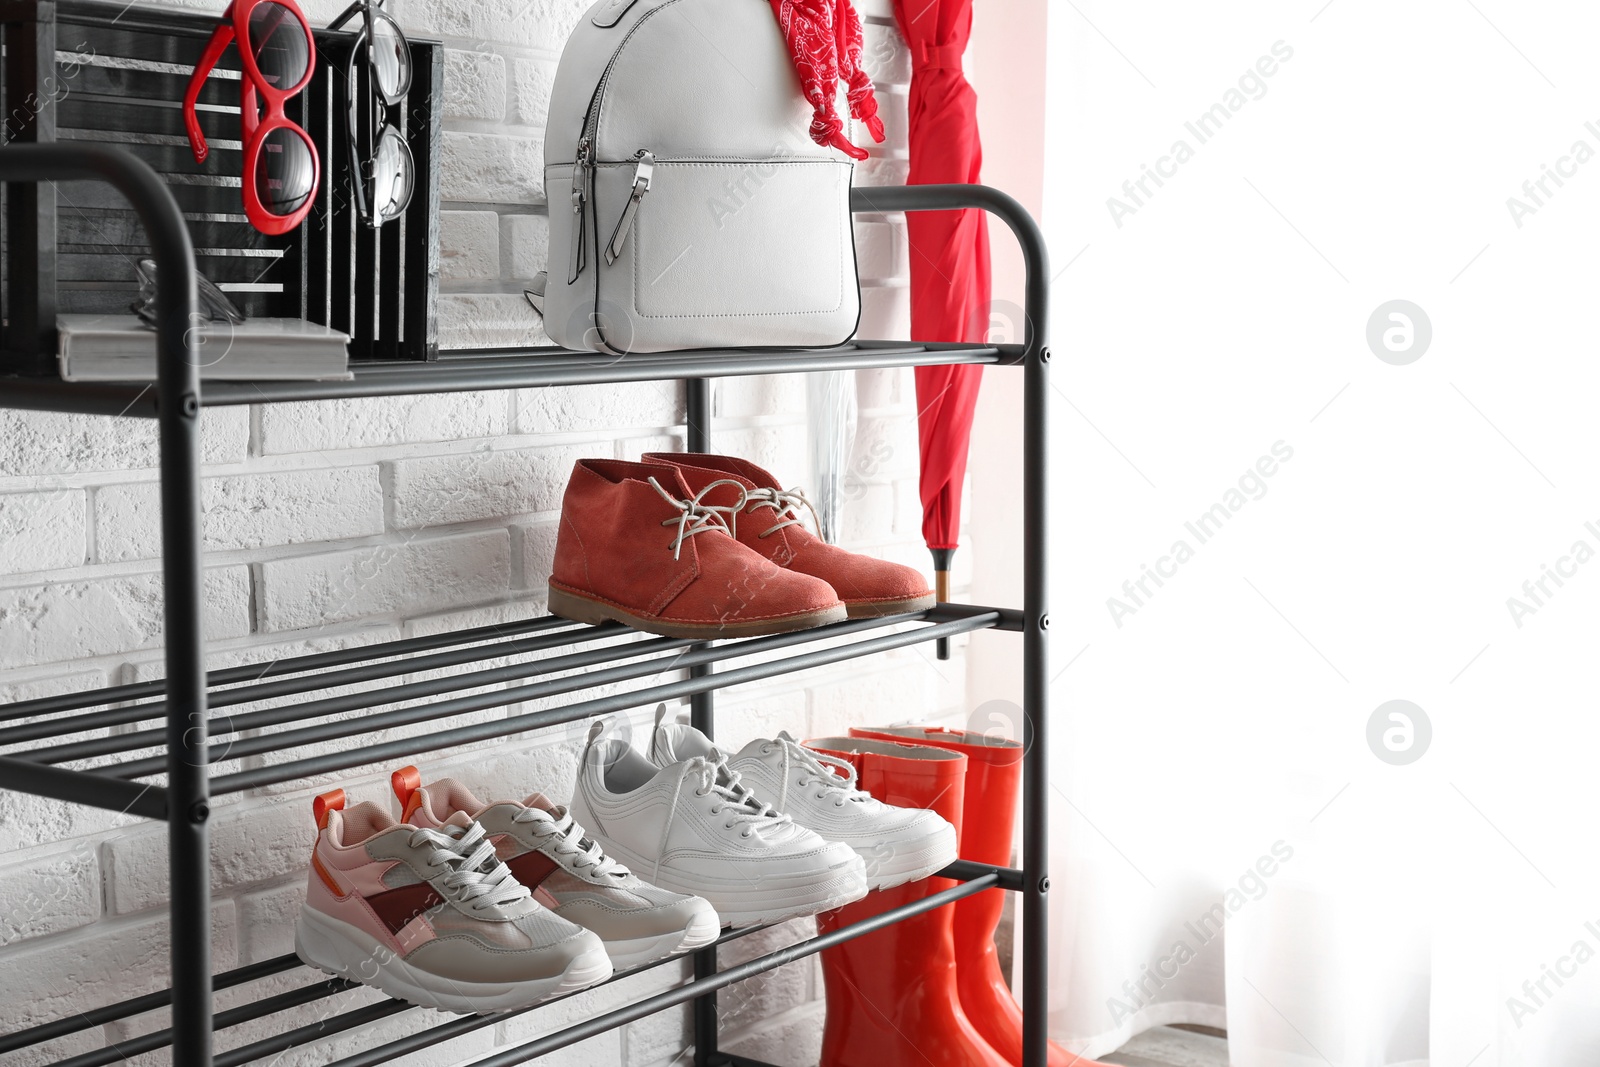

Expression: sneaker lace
xmin=512 ymin=807 xmax=628 ymax=879
xmin=670 ymin=755 xmax=790 ymax=840
xmin=648 ymin=476 xmax=745 ymax=559
xmin=762 ymin=733 xmax=873 ymax=808
xmin=409 ymin=820 xmax=532 ymax=913
xmin=737 ymin=485 xmax=821 ymax=539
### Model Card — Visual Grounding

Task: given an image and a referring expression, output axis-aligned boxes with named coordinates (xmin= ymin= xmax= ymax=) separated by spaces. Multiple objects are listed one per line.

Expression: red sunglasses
xmin=184 ymin=0 xmax=320 ymax=236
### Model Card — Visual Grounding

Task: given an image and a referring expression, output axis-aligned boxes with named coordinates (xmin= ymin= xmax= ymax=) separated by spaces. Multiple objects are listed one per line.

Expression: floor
xmin=1109 ymin=1025 xmax=1230 ymax=1067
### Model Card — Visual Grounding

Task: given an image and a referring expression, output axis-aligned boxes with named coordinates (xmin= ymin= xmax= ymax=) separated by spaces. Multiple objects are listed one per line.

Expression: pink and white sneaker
xmin=394 ymin=767 xmax=721 ymax=969
xmin=294 ymin=788 xmax=611 ymax=1014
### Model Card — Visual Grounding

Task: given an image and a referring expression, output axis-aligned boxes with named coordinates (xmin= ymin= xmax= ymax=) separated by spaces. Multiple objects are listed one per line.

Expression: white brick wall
xmin=256 ymin=529 xmax=514 ymax=630
xmin=0 ymin=1 xmax=975 ymax=1064
xmin=0 ymin=490 xmax=88 ymax=571
xmin=95 ymin=467 xmax=387 ymax=561
xmin=0 ymin=568 xmax=252 ymax=670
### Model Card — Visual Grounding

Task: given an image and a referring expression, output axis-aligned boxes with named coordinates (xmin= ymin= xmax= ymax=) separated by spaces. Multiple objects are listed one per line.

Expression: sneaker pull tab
xmin=568 ymin=138 xmax=593 ymax=284
xmin=313 ymin=788 xmax=345 ymax=830
xmin=605 ymin=150 xmax=654 ymax=265
xmin=392 ymin=766 xmax=423 ymax=820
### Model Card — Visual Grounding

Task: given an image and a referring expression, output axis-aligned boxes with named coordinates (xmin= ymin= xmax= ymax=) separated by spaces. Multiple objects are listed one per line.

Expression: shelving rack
xmin=0 ymin=144 xmax=1051 ymax=1067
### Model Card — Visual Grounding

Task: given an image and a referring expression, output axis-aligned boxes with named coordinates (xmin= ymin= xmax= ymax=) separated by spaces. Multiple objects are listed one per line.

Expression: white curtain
xmin=1035 ymin=2 xmax=1600 ymax=1063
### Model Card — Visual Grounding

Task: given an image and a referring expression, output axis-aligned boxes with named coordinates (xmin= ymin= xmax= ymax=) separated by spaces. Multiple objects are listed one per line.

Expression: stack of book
xmin=57 ymin=314 xmax=352 ymax=382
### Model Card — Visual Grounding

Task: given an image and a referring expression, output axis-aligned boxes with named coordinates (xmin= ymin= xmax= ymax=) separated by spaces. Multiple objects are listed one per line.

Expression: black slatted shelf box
xmin=0 ymin=0 xmax=442 ymax=374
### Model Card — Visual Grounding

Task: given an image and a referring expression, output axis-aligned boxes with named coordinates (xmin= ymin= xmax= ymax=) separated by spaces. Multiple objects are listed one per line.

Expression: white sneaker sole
xmin=592 ymin=838 xmax=870 ymax=928
xmin=861 ymin=822 xmax=960 ymax=891
xmin=715 ymin=873 xmax=867 ymax=928
xmin=603 ymin=905 xmax=722 ymax=969
xmin=295 ymin=907 xmax=612 ymax=1014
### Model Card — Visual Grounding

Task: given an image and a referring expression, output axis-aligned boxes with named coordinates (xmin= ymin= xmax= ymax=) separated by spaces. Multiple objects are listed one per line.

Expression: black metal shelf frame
xmin=0 ymin=144 xmax=1051 ymax=1067
xmin=1 ymin=868 xmax=1011 ymax=1067
xmin=4 ymin=607 xmax=1008 ymax=794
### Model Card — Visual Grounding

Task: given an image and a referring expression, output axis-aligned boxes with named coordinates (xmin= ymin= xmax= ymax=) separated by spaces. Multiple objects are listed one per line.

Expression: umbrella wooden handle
xmin=934 ymin=568 xmax=952 ymax=660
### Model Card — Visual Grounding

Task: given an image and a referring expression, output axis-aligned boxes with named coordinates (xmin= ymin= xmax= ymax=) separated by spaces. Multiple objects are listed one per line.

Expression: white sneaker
xmin=651 ymin=714 xmax=958 ymax=890
xmin=568 ymin=715 xmax=869 ymax=927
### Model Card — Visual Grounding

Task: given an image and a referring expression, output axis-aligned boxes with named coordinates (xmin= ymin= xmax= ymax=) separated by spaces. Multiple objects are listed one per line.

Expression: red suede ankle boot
xmin=643 ymin=452 xmax=935 ymax=617
xmin=547 ymin=459 xmax=846 ymax=637
xmin=850 ymin=726 xmax=1112 ymax=1067
xmin=807 ymin=736 xmax=1010 ymax=1067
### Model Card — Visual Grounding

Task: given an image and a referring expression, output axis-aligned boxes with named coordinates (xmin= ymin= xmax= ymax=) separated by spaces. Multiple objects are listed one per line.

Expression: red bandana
xmin=768 ymin=0 xmax=886 ymax=160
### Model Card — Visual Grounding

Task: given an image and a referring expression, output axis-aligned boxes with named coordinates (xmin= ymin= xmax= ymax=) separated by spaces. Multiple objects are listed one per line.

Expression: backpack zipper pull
xmin=605 ymin=149 xmax=655 ymax=265
xmin=568 ymin=137 xmax=593 ymax=284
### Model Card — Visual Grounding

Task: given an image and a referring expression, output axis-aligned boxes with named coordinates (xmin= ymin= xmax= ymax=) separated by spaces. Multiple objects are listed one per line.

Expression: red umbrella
xmin=892 ymin=0 xmax=989 ymax=650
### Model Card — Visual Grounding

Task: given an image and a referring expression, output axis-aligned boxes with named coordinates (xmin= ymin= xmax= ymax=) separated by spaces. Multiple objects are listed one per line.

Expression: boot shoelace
xmin=513 ymin=806 xmax=629 ymax=880
xmin=763 ymin=732 xmax=876 ymax=808
xmin=410 ymin=820 xmax=532 ymax=913
xmin=736 ymin=485 xmax=821 ymax=539
xmin=647 ymin=476 xmax=746 ymax=560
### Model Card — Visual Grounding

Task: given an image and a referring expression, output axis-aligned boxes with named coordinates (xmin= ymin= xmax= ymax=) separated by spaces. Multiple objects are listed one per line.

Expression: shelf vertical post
xmin=1020 ymin=257 xmax=1051 ymax=1064
xmin=0 ymin=143 xmax=213 ymax=1064
xmin=684 ymin=373 xmax=715 ymax=738
xmin=164 ymin=422 xmax=212 ymax=1067
xmin=684 ymin=374 xmax=722 ymax=1067
xmin=139 ymin=148 xmax=211 ymax=1067
xmin=685 ymin=374 xmax=712 ymax=454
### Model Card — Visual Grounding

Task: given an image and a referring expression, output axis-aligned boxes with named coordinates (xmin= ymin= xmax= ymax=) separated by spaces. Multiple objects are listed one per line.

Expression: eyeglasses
xmin=183 ymin=0 xmax=321 ymax=236
xmin=130 ymin=259 xmax=248 ymax=331
xmin=329 ymin=0 xmax=413 ymax=227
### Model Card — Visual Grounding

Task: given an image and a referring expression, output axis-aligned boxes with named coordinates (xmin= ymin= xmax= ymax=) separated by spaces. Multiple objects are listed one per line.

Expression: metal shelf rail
xmin=0 ymin=144 xmax=1052 ymax=1067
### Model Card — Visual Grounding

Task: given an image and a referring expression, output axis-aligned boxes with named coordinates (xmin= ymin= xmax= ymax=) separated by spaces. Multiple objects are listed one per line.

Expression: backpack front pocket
xmin=591 ymin=156 xmax=860 ymax=350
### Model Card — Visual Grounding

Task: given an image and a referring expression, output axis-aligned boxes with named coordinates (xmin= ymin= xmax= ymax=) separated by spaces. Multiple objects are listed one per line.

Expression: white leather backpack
xmin=531 ymin=0 xmax=862 ymax=354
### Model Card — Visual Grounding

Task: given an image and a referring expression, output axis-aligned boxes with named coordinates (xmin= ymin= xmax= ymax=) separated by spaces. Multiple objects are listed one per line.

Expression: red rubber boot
xmin=851 ymin=726 xmax=1112 ymax=1067
xmin=807 ymin=736 xmax=1011 ymax=1067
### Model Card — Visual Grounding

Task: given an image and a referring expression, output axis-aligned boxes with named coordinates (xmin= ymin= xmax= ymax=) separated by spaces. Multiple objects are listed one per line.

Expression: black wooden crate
xmin=0 ymin=0 xmax=442 ymax=374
